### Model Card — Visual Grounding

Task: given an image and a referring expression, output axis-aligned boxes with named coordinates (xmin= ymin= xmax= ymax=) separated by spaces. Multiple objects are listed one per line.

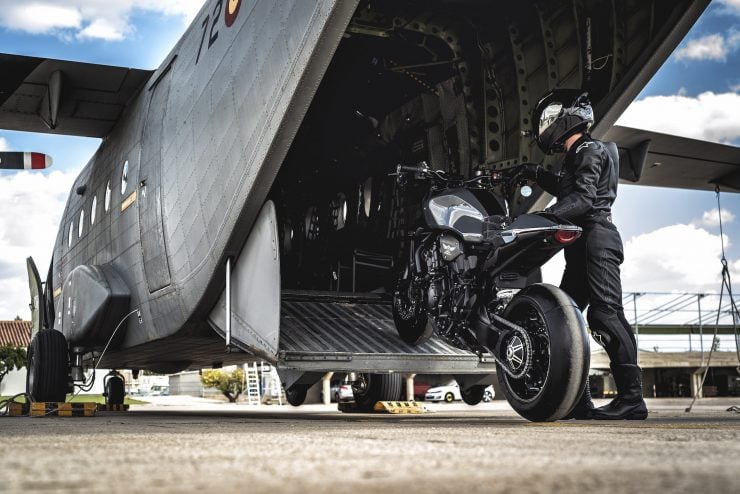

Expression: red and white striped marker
xmin=0 ymin=152 xmax=54 ymax=170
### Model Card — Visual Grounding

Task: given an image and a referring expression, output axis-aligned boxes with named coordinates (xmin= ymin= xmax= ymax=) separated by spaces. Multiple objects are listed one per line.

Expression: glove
xmin=509 ymin=163 xmax=540 ymax=181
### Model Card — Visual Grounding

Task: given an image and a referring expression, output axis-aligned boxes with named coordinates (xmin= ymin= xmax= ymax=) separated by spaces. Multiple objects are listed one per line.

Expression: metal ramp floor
xmin=277 ymin=291 xmax=497 ymax=374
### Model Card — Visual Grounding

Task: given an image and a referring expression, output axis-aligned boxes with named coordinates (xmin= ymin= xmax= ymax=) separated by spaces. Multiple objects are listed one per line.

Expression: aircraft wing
xmin=0 ymin=53 xmax=153 ymax=138
xmin=603 ymin=125 xmax=740 ymax=193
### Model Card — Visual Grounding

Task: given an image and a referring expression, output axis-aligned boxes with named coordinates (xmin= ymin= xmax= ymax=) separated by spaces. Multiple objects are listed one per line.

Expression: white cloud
xmin=717 ymin=0 xmax=740 ymax=16
xmin=697 ymin=208 xmax=736 ymax=228
xmin=0 ymin=0 xmax=204 ymax=41
xmin=675 ymin=33 xmax=728 ymax=61
xmin=541 ymin=222 xmax=738 ymax=298
xmin=622 ymin=224 xmax=737 ymax=293
xmin=615 ymin=91 xmax=740 ymax=144
xmin=0 ymin=168 xmax=79 ymax=319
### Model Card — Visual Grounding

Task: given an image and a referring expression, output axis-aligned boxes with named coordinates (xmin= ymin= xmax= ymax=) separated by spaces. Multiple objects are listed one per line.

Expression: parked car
xmin=413 ymin=381 xmax=432 ymax=400
xmin=335 ymin=383 xmax=354 ymax=402
xmin=425 ymin=382 xmax=462 ymax=402
xmin=425 ymin=383 xmax=495 ymax=403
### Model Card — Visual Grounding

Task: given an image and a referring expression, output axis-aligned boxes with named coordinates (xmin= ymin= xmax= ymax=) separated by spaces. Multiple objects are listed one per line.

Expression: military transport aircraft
xmin=1 ymin=0 xmax=737 ymax=411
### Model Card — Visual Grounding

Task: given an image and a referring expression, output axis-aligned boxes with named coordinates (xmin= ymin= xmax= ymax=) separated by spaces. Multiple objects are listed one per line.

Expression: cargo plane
xmin=2 ymin=0 xmax=737 ymax=408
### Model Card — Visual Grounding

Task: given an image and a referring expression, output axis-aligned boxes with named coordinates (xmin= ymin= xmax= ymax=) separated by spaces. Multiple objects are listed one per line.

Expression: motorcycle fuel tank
xmin=423 ymin=188 xmax=505 ymax=242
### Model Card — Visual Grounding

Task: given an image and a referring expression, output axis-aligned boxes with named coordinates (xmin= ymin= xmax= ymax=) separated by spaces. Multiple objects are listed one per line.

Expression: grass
xmin=1 ymin=394 xmax=148 ymax=405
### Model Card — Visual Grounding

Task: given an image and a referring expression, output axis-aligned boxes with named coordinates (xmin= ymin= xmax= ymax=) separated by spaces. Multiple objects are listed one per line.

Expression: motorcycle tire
xmin=392 ymin=268 xmax=435 ymax=345
xmin=495 ymin=283 xmax=589 ymax=422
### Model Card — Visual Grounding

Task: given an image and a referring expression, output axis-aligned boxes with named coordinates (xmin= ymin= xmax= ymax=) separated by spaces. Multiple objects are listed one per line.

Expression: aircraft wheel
xmin=352 ymin=373 xmax=402 ymax=411
xmin=461 ymin=385 xmax=486 ymax=406
xmin=26 ymin=330 xmax=69 ymax=403
xmin=495 ymin=284 xmax=589 ymax=422
xmin=285 ymin=384 xmax=309 ymax=406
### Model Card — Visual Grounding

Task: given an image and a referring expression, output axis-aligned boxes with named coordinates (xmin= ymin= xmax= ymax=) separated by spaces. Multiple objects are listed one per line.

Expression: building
xmin=0 ymin=320 xmax=31 ymax=396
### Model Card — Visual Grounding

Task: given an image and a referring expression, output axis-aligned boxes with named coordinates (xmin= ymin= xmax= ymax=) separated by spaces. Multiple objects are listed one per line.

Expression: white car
xmin=425 ymin=383 xmax=495 ymax=404
xmin=425 ymin=383 xmax=462 ymax=403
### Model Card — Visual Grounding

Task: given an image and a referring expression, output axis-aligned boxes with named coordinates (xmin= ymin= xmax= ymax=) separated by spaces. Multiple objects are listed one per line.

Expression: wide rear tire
xmin=352 ymin=373 xmax=403 ymax=411
xmin=495 ymin=284 xmax=589 ymax=422
xmin=26 ymin=329 xmax=70 ymax=403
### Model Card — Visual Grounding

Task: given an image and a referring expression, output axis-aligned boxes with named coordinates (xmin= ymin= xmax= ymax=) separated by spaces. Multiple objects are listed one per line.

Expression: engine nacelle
xmin=60 ymin=264 xmax=131 ymax=348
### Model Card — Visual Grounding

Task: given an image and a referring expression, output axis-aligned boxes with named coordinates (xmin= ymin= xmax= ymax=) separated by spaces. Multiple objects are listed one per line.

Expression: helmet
xmin=533 ymin=90 xmax=594 ymax=154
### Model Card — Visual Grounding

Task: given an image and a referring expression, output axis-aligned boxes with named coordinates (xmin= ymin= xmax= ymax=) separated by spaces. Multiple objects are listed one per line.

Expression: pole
xmin=225 ymin=257 xmax=232 ymax=349
xmin=698 ymin=294 xmax=704 ymax=366
xmin=632 ymin=293 xmax=640 ymax=365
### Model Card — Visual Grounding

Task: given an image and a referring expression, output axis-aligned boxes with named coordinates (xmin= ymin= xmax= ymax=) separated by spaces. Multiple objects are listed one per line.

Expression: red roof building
xmin=0 ymin=320 xmax=31 ymax=347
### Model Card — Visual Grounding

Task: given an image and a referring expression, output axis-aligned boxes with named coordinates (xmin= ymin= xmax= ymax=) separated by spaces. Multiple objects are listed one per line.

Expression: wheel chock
xmin=7 ymin=402 xmax=29 ymax=416
xmin=373 ymin=401 xmax=425 ymax=414
xmin=97 ymin=404 xmax=130 ymax=412
xmin=29 ymin=402 xmax=97 ymax=417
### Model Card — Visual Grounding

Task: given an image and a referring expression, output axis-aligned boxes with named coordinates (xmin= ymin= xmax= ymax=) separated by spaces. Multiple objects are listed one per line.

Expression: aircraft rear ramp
xmin=278 ymin=291 xmax=498 ymax=374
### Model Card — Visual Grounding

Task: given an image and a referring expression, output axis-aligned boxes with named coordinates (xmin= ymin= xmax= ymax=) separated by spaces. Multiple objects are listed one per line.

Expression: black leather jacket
xmin=538 ymin=134 xmax=619 ymax=226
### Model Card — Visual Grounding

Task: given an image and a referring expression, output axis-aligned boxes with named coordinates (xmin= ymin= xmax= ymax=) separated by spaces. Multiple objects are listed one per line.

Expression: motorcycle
xmin=391 ymin=162 xmax=589 ymax=421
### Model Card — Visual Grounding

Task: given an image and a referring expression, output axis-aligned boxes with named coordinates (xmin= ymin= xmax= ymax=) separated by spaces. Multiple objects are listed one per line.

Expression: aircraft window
xmin=121 ymin=160 xmax=129 ymax=195
xmin=79 ymin=210 xmax=84 ymax=237
xmin=91 ymin=196 xmax=97 ymax=225
xmin=105 ymin=181 xmax=111 ymax=212
xmin=68 ymin=220 xmax=74 ymax=247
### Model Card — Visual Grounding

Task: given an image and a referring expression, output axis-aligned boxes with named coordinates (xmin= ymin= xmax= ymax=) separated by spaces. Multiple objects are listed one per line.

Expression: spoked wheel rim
xmin=394 ymin=269 xmax=419 ymax=321
xmin=502 ymin=302 xmax=551 ymax=403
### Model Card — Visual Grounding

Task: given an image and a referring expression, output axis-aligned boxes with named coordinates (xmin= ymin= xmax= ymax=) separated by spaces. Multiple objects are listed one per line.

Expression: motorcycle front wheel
xmin=495 ymin=283 xmax=589 ymax=422
xmin=392 ymin=266 xmax=435 ymax=345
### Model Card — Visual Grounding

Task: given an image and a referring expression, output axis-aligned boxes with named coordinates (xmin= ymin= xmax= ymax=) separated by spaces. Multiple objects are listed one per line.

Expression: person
xmin=510 ymin=90 xmax=648 ymax=420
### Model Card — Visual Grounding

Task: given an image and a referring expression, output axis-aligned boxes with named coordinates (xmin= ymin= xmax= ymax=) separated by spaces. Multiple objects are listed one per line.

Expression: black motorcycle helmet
xmin=533 ymin=89 xmax=594 ymax=154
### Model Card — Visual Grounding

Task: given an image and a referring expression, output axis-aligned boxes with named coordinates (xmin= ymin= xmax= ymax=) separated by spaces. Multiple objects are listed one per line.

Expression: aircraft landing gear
xmin=351 ymin=373 xmax=403 ymax=411
xmin=103 ymin=370 xmax=126 ymax=405
xmin=26 ymin=329 xmax=70 ymax=403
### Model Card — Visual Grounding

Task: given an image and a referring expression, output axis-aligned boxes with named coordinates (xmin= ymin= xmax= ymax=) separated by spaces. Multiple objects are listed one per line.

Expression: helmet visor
xmin=538 ymin=102 xmax=563 ymax=137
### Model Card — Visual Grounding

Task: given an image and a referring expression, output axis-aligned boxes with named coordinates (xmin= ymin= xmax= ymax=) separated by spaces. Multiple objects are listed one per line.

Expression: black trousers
xmin=560 ymin=219 xmax=637 ymax=365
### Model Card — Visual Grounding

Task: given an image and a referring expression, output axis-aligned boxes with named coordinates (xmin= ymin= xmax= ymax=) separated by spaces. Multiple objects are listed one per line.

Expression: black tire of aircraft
xmin=26 ymin=329 xmax=70 ymax=403
xmin=460 ymin=385 xmax=487 ymax=405
xmin=352 ymin=373 xmax=403 ymax=411
xmin=495 ymin=284 xmax=589 ymax=422
xmin=286 ymin=384 xmax=309 ymax=406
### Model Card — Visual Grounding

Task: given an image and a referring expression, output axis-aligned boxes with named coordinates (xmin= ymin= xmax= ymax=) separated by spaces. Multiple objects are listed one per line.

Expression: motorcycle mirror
xmin=520 ymin=185 xmax=533 ymax=198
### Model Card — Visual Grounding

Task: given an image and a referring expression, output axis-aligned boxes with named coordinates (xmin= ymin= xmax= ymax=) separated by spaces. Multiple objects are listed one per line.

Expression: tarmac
xmin=1 ymin=397 xmax=738 ymax=494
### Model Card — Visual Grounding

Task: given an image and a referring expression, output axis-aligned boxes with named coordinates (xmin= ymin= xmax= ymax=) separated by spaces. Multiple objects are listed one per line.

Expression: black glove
xmin=509 ymin=163 xmax=540 ymax=181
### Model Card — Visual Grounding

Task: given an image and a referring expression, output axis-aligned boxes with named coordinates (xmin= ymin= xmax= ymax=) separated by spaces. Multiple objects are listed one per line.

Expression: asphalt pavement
xmin=1 ymin=398 xmax=738 ymax=494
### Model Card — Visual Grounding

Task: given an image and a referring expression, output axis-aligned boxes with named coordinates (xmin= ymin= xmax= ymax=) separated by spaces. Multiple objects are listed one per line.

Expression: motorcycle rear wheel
xmin=392 ymin=268 xmax=435 ymax=345
xmin=495 ymin=284 xmax=589 ymax=422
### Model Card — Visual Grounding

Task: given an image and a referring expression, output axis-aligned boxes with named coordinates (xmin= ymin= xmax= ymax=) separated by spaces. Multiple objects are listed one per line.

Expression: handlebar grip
xmin=398 ymin=164 xmax=426 ymax=173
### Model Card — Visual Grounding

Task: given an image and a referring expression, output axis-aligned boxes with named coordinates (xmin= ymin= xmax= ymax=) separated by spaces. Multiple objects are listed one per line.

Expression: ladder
xmin=260 ymin=362 xmax=283 ymax=405
xmin=244 ymin=363 xmax=261 ymax=405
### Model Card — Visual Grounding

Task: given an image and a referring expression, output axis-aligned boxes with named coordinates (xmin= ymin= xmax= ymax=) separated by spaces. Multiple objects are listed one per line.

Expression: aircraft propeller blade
xmin=0 ymin=152 xmax=53 ymax=170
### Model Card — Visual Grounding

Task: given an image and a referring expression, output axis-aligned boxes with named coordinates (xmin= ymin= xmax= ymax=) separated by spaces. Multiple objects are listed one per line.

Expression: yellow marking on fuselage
xmin=53 ymin=287 xmax=62 ymax=299
xmin=228 ymin=0 xmax=240 ymax=15
xmin=121 ymin=190 xmax=137 ymax=212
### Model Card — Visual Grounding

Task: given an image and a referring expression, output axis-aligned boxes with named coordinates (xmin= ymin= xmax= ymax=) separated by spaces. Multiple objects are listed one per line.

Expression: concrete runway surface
xmin=1 ymin=398 xmax=738 ymax=494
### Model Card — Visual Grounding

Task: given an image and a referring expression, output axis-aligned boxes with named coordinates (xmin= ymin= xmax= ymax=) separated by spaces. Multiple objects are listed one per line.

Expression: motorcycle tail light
xmin=554 ymin=230 xmax=580 ymax=244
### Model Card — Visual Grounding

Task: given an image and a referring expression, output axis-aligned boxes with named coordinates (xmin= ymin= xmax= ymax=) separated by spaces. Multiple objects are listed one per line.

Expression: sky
xmin=0 ymin=0 xmax=739 ymax=324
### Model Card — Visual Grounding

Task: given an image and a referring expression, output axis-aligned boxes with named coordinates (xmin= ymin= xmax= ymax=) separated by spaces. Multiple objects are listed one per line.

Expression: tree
xmin=0 ymin=346 xmax=27 ymax=388
xmin=200 ymin=368 xmax=245 ymax=403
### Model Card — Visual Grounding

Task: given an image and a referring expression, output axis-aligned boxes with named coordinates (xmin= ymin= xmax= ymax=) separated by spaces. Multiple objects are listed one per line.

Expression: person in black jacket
xmin=510 ymin=90 xmax=647 ymax=420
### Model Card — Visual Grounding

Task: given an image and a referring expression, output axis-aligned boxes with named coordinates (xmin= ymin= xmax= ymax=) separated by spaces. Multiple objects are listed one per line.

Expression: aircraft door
xmin=26 ymin=257 xmax=46 ymax=336
xmin=139 ymin=72 xmax=173 ymax=292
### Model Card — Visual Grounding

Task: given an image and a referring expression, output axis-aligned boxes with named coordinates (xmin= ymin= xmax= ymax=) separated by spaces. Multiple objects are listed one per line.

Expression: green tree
xmin=0 ymin=346 xmax=27 ymax=387
xmin=201 ymin=368 xmax=245 ymax=403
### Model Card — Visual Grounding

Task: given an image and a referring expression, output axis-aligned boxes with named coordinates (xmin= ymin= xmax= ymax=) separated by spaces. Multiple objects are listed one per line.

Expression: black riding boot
xmin=593 ymin=363 xmax=648 ymax=420
xmin=565 ymin=378 xmax=595 ymax=419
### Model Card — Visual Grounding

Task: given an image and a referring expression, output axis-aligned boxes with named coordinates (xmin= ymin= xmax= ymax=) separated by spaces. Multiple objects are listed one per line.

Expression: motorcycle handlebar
xmin=397 ymin=163 xmax=429 ymax=174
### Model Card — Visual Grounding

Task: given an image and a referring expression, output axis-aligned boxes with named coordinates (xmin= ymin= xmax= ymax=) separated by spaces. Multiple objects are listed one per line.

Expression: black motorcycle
xmin=391 ymin=162 xmax=589 ymax=421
